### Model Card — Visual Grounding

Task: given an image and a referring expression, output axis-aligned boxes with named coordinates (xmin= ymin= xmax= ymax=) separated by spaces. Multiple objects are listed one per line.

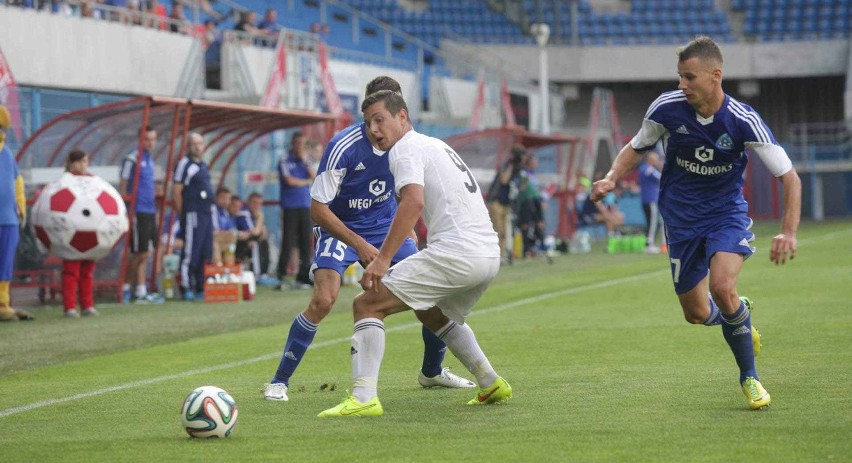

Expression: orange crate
xmin=204 ymin=282 xmax=241 ymax=303
xmin=203 ymin=264 xmax=242 ymax=303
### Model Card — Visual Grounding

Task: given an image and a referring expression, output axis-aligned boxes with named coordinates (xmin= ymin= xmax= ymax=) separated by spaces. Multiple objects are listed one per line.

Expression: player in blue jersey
xmin=264 ymin=76 xmax=475 ymax=402
xmin=173 ymin=132 xmax=215 ymax=302
xmin=637 ymin=150 xmax=663 ymax=253
xmin=119 ymin=126 xmax=165 ymax=304
xmin=591 ymin=36 xmax=801 ymax=410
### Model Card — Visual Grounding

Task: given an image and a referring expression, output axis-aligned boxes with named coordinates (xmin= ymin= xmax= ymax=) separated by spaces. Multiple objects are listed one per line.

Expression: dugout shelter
xmin=14 ymin=96 xmax=337 ymax=301
xmin=445 ymin=125 xmax=581 ymax=239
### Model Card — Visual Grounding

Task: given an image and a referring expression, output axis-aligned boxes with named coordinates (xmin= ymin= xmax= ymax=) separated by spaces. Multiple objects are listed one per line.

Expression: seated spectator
xmin=256 ymin=8 xmax=280 ymax=46
xmin=231 ymin=194 xmax=272 ymax=283
xmin=578 ymin=179 xmax=624 ymax=238
xmin=247 ymin=192 xmax=278 ymax=285
xmin=234 ymin=10 xmax=261 ymax=42
xmin=211 ymin=187 xmax=236 ymax=266
xmin=147 ymin=0 xmax=167 ymax=30
xmin=80 ymin=1 xmax=100 ymax=19
xmin=126 ymin=0 xmax=144 ymax=25
xmin=169 ymin=1 xmax=190 ymax=34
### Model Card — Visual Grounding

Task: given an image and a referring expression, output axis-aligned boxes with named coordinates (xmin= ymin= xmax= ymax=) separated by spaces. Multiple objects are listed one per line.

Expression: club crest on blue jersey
xmin=369 ymin=179 xmax=386 ymax=196
xmin=715 ymin=133 xmax=733 ymax=150
xmin=694 ymin=146 xmax=714 ymax=163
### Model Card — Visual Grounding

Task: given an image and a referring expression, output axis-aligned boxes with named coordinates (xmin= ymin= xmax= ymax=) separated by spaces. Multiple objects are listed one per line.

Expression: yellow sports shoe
xmin=740 ymin=296 xmax=761 ymax=357
xmin=742 ymin=377 xmax=771 ymax=410
xmin=467 ymin=377 xmax=512 ymax=405
xmin=318 ymin=396 xmax=383 ymax=417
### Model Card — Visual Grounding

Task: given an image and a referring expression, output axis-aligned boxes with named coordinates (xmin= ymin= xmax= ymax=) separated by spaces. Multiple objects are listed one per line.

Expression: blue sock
xmin=703 ymin=293 xmax=723 ymax=326
xmin=721 ymin=301 xmax=757 ymax=383
xmin=420 ymin=325 xmax=447 ymax=377
xmin=271 ymin=313 xmax=318 ymax=385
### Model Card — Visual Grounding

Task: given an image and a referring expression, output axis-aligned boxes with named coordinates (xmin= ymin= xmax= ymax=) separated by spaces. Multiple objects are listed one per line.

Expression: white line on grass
xmin=2 ymin=227 xmax=845 ymax=419
xmin=0 ymin=269 xmax=669 ymax=419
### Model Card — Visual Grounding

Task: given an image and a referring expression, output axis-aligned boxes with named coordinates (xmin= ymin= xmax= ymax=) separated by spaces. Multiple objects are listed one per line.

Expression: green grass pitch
xmin=1 ymin=220 xmax=850 ymax=462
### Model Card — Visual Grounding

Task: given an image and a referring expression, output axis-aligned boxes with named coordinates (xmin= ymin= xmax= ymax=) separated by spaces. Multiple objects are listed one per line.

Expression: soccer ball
xmin=180 ymin=386 xmax=238 ymax=438
xmin=31 ymin=173 xmax=128 ymax=260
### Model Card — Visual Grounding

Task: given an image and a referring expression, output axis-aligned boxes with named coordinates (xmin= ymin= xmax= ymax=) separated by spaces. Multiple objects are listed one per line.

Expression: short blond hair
xmin=677 ymin=36 xmax=723 ymax=67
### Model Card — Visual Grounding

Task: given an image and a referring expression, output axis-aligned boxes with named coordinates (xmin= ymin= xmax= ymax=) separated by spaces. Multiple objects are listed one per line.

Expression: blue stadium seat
xmin=833 ymin=16 xmax=849 ymax=32
xmin=659 ymin=23 xmax=675 ymax=36
xmin=684 ymin=9 xmax=700 ymax=22
xmin=786 ymin=16 xmax=803 ymax=32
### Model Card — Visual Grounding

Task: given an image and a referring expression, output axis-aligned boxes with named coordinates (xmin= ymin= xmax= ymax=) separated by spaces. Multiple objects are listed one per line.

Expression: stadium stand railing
xmin=786 ymin=121 xmax=852 ymax=173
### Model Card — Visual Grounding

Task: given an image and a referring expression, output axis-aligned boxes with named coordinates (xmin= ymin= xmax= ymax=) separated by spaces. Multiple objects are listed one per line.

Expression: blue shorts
xmin=0 ymin=225 xmax=19 ymax=281
xmin=309 ymin=226 xmax=418 ymax=278
xmin=665 ymin=217 xmax=755 ymax=295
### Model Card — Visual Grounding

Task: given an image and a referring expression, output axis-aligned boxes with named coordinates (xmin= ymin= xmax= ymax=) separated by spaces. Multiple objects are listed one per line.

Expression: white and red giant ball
xmin=31 ymin=173 xmax=129 ymax=260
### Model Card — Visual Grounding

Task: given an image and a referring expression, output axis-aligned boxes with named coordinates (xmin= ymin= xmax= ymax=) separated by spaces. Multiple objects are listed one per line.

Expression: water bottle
xmin=162 ymin=273 xmax=174 ymax=299
xmin=579 ymin=231 xmax=591 ymax=254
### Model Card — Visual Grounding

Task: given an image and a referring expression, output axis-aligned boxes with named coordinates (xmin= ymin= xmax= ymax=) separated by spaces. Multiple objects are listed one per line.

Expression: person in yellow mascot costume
xmin=0 ymin=105 xmax=34 ymax=321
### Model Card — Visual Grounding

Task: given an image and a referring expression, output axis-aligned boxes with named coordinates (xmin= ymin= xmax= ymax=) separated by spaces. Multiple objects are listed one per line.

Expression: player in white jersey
xmin=319 ymin=90 xmax=511 ymax=417
xmin=591 ymin=36 xmax=801 ymax=410
xmin=264 ymin=77 xmax=474 ymax=403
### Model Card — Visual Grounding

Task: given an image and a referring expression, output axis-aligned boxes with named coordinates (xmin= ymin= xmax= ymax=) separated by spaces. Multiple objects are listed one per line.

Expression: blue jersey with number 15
xmin=310 ymin=124 xmax=396 ymax=234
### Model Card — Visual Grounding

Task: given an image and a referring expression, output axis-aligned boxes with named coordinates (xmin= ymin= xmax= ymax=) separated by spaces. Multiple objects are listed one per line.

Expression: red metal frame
xmin=445 ymin=125 xmax=580 ymax=239
xmin=15 ymin=96 xmax=337 ymax=302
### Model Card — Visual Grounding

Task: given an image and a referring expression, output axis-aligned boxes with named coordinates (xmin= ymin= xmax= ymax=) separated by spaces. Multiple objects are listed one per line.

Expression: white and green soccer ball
xmin=180 ymin=386 xmax=238 ymax=438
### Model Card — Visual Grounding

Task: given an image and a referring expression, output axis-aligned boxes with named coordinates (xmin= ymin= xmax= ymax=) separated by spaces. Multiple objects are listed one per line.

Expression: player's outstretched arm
xmin=771 ymin=168 xmax=801 ymax=265
xmin=590 ymin=144 xmax=645 ymax=202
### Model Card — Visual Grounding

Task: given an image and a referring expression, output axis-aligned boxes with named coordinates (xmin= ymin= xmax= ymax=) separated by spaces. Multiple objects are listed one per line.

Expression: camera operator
xmin=486 ymin=144 xmax=526 ymax=263
xmin=516 ymin=153 xmax=550 ymax=262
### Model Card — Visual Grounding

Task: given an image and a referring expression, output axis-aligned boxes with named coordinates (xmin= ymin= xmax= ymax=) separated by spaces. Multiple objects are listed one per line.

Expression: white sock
xmin=435 ymin=321 xmax=498 ymax=387
xmin=135 ymin=285 xmax=147 ymax=298
xmin=351 ymin=318 xmax=385 ymax=403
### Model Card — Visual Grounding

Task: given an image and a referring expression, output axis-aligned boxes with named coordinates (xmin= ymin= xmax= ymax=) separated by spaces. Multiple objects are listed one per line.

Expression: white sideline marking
xmin=0 ymin=269 xmax=667 ymax=419
xmin=1 ymin=227 xmax=845 ymax=419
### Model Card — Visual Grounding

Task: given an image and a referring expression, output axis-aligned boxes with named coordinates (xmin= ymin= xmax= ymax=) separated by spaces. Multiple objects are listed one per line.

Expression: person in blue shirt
xmin=276 ymin=132 xmax=316 ymax=288
xmin=637 ymin=150 xmax=663 ymax=253
xmin=212 ymin=187 xmax=236 ymax=266
xmin=264 ymin=77 xmax=475 ymax=402
xmin=256 ymin=8 xmax=280 ymax=47
xmin=591 ymin=36 xmax=801 ymax=410
xmin=232 ymin=193 xmax=273 ymax=281
xmin=119 ymin=126 xmax=164 ymax=304
xmin=173 ymin=132 xmax=215 ymax=301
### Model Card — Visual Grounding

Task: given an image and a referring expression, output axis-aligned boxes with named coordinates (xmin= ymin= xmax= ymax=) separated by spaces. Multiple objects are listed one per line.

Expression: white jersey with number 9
xmin=389 ymin=130 xmax=498 ymax=257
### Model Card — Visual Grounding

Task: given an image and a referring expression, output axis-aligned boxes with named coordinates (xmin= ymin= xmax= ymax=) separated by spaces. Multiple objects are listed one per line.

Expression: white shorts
xmin=381 ymin=247 xmax=500 ymax=324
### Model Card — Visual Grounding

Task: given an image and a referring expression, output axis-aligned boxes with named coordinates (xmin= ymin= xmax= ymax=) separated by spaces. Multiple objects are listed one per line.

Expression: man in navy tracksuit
xmin=173 ymin=132 xmax=214 ymax=301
